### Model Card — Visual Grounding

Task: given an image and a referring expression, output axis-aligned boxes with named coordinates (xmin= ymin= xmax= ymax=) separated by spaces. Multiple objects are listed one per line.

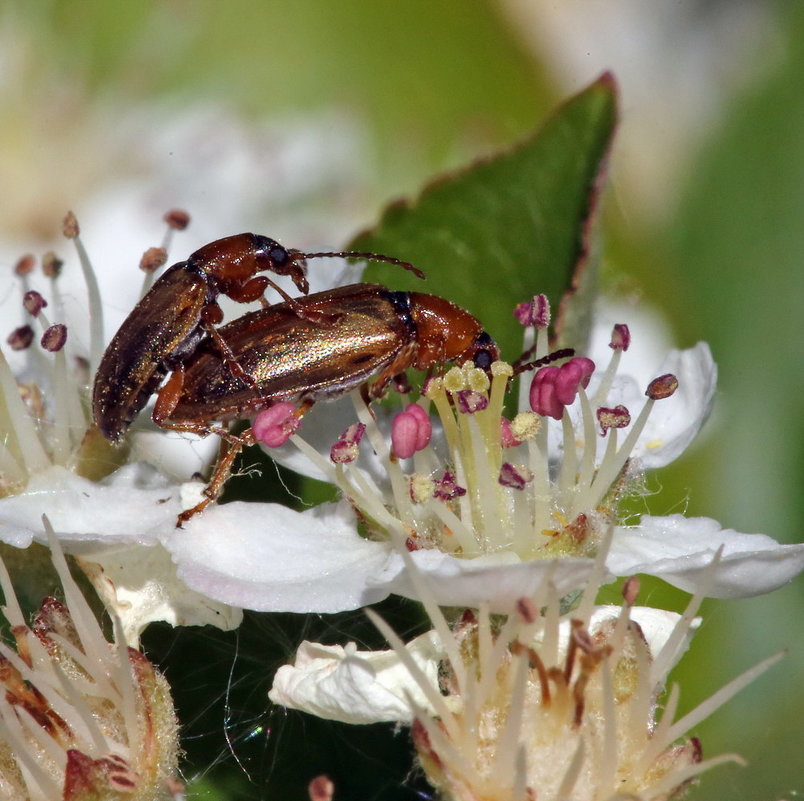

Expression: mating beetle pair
xmin=92 ymin=232 xmax=426 ymax=442
xmin=92 ymin=233 xmax=498 ymax=523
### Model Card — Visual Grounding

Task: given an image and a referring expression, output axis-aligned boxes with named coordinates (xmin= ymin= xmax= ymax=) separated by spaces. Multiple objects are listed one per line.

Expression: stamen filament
xmin=590 ymin=347 xmax=622 ymax=408
xmin=0 ymin=348 xmax=50 ymax=474
xmin=493 ymin=651 xmax=529 ymax=782
xmin=573 ymin=387 xmax=599 ymax=516
xmin=0 ymin=711 xmax=61 ymax=799
xmin=365 ymin=611 xmax=462 ymax=738
xmin=587 ymin=397 xmax=655 ymax=510
xmin=27 ymin=310 xmax=80 ymax=460
xmin=349 ymin=393 xmax=414 ymax=526
xmin=0 ymin=441 xmax=25 ymax=487
xmin=289 ymin=434 xmax=338 ymax=483
xmin=69 ymin=228 xmax=104 ymax=377
xmin=646 ymin=753 xmax=745 ymax=799
xmin=47 ymin=351 xmax=72 ymax=465
xmin=665 ymin=652 xmax=784 ymax=746
xmin=394 ymin=546 xmax=468 ymax=696
xmin=424 ymin=498 xmax=477 ymax=554
xmin=429 ymin=385 xmax=462 ymax=460
xmin=466 ymin=416 xmax=501 ymax=552
xmin=598 ymin=661 xmax=619 ymax=789
xmin=576 ymin=526 xmax=614 ymax=624
xmin=528 ymin=428 xmax=551 ymax=535
xmin=517 ymin=326 xmax=536 ymax=412
xmin=555 ymin=738 xmax=585 ymax=798
xmin=556 ymin=412 xmax=578 ymax=511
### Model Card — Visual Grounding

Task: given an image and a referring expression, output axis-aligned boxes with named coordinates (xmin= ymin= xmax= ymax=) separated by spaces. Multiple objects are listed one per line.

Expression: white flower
xmin=0 ymin=213 xmax=241 ymax=643
xmin=268 ymin=605 xmax=695 ymax=727
xmin=1 ymin=92 xmax=375 ymax=637
xmin=0 ymin=528 xmax=183 ymax=801
xmin=270 ymin=551 xmax=782 ymax=801
xmin=162 ymin=300 xmax=804 ymax=612
xmin=269 ymin=632 xmax=451 ymax=724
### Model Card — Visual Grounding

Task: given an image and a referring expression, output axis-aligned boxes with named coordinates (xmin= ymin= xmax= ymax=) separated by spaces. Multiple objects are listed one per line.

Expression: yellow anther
xmin=409 ymin=474 xmax=435 ymax=504
xmin=490 ymin=360 xmax=513 ymax=378
xmin=424 ymin=376 xmax=444 ymax=398
xmin=511 ymin=411 xmax=541 ymax=441
xmin=443 ymin=366 xmax=466 ymax=393
xmin=466 ymin=367 xmax=490 ymax=393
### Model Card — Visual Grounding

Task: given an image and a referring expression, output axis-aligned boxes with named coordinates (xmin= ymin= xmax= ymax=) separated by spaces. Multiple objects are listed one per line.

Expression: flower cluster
xmin=0 ymin=528 xmax=182 ymax=801
xmin=1 ymin=214 xmax=803 ymax=800
xmin=257 ymin=292 xmax=802 ymax=799
xmin=0 ymin=212 xmax=241 ymax=644
xmin=162 ymin=293 xmax=804 ymax=615
xmin=271 ymin=547 xmax=780 ymax=801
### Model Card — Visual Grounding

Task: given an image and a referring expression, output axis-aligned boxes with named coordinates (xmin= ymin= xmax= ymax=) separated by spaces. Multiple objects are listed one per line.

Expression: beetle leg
xmin=153 ymin=368 xmax=242 ymax=444
xmin=153 ymin=367 xmax=189 ymax=429
xmin=367 ymin=343 xmax=418 ymax=400
xmin=176 ymin=428 xmax=256 ymax=527
xmin=244 ymin=276 xmax=342 ymax=325
xmin=177 ymin=399 xmax=315 ymax=527
xmin=228 ymin=275 xmax=272 ymax=303
xmin=198 ymin=321 xmax=258 ymax=387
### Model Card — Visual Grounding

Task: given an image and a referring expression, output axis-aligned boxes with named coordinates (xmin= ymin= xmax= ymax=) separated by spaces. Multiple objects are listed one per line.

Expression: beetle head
xmin=253 ymin=236 xmax=309 ymax=294
xmin=460 ymin=330 xmax=500 ymax=372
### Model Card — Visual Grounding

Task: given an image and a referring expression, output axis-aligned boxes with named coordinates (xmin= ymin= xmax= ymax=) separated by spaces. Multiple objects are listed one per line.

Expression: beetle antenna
xmin=512 ymin=347 xmax=575 ymax=377
xmin=300 ymin=250 xmax=426 ymax=280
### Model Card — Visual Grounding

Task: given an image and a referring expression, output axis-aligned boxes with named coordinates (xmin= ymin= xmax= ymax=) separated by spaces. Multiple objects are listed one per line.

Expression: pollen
xmin=443 ymin=366 xmax=467 ymax=393
xmin=510 ymin=411 xmax=540 ymax=441
xmin=409 ymin=473 xmax=435 ymax=504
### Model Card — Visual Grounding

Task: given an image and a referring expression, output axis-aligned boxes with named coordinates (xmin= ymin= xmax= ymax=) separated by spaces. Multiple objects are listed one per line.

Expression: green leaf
xmin=351 ymin=74 xmax=618 ymax=359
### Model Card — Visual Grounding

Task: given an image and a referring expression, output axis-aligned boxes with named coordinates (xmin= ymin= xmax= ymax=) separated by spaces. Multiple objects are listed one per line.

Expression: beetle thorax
xmin=407 ymin=292 xmax=487 ymax=368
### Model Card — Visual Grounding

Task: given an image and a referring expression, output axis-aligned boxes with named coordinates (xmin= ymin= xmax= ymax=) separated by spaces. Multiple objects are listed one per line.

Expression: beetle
xmin=92 ymin=233 xmax=424 ymax=442
xmin=148 ymin=282 xmax=500 ymax=524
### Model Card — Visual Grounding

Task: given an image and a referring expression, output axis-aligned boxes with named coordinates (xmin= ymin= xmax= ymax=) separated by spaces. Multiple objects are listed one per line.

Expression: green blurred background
xmin=1 ymin=1 xmax=801 ymax=799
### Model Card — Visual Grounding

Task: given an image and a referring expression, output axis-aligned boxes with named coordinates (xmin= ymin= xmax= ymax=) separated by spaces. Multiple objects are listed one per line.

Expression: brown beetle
xmin=92 ymin=234 xmax=423 ymax=442
xmin=150 ymin=283 xmax=499 ymax=524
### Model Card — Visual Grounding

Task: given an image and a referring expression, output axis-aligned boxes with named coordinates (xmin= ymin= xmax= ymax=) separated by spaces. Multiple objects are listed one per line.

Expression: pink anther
xmin=330 ymin=422 xmax=366 ymax=464
xmin=609 ymin=323 xmax=630 ymax=351
xmin=498 ymin=462 xmax=533 ymax=490
xmin=433 ymin=470 xmax=466 ymax=501
xmin=530 ymin=357 xmax=595 ymax=420
xmin=455 ymin=390 xmax=488 ymax=415
xmin=513 ymin=294 xmax=550 ymax=328
xmin=392 ymin=404 xmax=432 ymax=459
xmin=253 ymin=402 xmax=301 ymax=447
xmin=23 ymin=291 xmax=47 ymax=317
xmin=597 ymin=404 xmax=631 ymax=435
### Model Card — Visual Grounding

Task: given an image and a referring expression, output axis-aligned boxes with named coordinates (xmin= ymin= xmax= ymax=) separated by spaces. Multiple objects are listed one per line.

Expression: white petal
xmin=378 ymin=549 xmax=603 ymax=611
xmin=633 ymin=342 xmax=717 ymax=468
xmin=630 ymin=605 xmax=701 ymax=677
xmin=608 ymin=514 xmax=804 ymax=598
xmin=128 ymin=428 xmax=220 ymax=482
xmin=587 ymin=605 xmax=699 ymax=676
xmin=269 ymin=632 xmax=446 ymax=724
xmin=77 ymin=544 xmax=242 ymax=645
xmin=165 ymin=500 xmax=392 ymax=612
xmin=0 ymin=464 xmax=182 ymax=548
xmin=587 ymin=298 xmax=675 ymax=386
xmin=568 ymin=342 xmax=717 ymax=470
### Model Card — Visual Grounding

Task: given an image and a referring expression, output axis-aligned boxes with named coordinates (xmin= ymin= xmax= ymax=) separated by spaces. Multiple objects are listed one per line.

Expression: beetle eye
xmin=270 ymin=246 xmax=290 ymax=266
xmin=473 ymin=350 xmax=493 ymax=371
